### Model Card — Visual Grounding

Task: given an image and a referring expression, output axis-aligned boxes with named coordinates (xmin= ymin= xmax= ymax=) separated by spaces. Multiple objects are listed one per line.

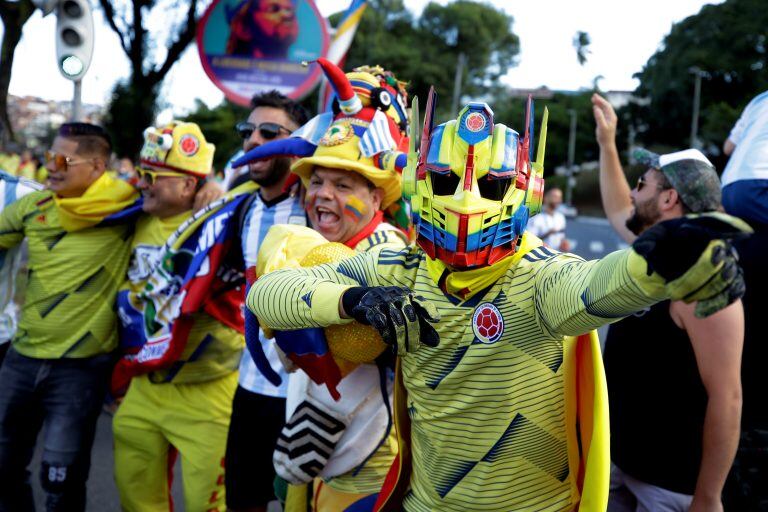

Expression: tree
xmin=98 ymin=0 xmax=209 ymax=158
xmin=343 ymin=0 xmax=519 ymax=119
xmin=184 ymin=99 xmax=249 ymax=171
xmin=630 ymin=0 xmax=768 ymax=163
xmin=573 ymin=31 xmax=591 ymax=66
xmin=492 ymin=90 xmax=601 ymax=177
xmin=0 ymin=0 xmax=35 ymax=146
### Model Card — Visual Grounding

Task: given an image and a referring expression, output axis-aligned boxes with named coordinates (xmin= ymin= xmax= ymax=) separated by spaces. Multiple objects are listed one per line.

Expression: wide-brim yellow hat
xmin=290 ymin=120 xmax=402 ymax=209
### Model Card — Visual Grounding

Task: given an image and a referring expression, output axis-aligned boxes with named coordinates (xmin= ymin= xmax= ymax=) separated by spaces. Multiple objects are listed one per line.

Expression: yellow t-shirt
xmin=0 ymin=191 xmax=133 ymax=358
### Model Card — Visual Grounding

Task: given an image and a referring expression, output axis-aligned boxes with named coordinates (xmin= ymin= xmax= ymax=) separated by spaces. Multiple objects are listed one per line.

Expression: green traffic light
xmin=61 ymin=55 xmax=84 ymax=77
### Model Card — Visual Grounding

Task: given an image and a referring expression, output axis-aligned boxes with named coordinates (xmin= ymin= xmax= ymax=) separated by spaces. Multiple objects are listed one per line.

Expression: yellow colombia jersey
xmin=126 ymin=213 xmax=244 ymax=384
xmin=248 ymin=234 xmax=668 ymax=511
xmin=0 ymin=190 xmax=133 ymax=358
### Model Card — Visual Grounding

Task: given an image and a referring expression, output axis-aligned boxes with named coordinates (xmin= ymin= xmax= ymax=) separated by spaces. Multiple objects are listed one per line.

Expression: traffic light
xmin=55 ymin=0 xmax=94 ymax=81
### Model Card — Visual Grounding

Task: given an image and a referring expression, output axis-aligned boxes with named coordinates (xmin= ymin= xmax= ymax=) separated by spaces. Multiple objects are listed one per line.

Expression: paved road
xmin=565 ymin=216 xmax=628 ymax=260
xmin=28 ymin=216 xmax=623 ymax=511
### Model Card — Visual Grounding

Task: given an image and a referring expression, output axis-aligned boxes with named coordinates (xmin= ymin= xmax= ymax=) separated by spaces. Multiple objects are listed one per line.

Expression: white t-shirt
xmin=721 ymin=90 xmax=768 ymax=187
xmin=527 ymin=210 xmax=567 ymax=249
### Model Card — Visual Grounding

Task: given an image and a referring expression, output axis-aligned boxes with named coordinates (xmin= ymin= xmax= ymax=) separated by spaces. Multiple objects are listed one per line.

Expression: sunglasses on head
xmin=44 ymin=151 xmax=92 ymax=171
xmin=235 ymin=121 xmax=291 ymax=141
xmin=136 ymin=167 xmax=189 ymax=186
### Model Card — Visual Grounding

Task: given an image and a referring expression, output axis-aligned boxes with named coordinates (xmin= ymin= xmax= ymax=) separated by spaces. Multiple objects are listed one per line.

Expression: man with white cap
xmin=593 ymin=93 xmax=744 ymax=512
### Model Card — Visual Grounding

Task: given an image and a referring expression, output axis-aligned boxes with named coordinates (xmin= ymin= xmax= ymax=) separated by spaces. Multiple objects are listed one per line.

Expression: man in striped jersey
xmin=246 ymin=97 xmax=750 ymax=512
xmin=0 ymin=171 xmax=41 ymax=364
xmin=225 ymin=91 xmax=309 ymax=512
xmin=234 ymin=60 xmax=412 ymax=511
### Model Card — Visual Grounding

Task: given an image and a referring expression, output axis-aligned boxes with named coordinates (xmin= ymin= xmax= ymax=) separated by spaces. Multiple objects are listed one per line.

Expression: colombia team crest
xmin=472 ymin=302 xmax=504 ymax=344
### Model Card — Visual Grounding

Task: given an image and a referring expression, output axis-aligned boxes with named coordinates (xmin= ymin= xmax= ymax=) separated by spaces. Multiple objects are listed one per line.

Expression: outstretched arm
xmin=533 ymin=249 xmax=667 ymax=337
xmin=534 ymin=212 xmax=750 ymax=336
xmin=674 ymin=300 xmax=743 ymax=512
xmin=247 ymin=250 xmax=381 ymax=330
xmin=592 ymin=93 xmax=636 ymax=244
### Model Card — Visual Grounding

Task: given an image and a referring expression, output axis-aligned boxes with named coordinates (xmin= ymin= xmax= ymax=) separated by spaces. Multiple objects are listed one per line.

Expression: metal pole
xmin=565 ymin=109 xmax=577 ymax=206
xmin=451 ymin=52 xmax=466 ymax=117
xmin=72 ymin=80 xmax=82 ymax=122
xmin=690 ymin=70 xmax=702 ymax=149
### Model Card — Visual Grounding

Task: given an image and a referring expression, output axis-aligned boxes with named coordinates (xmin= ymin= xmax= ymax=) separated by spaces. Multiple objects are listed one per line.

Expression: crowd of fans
xmin=0 ymin=74 xmax=764 ymax=512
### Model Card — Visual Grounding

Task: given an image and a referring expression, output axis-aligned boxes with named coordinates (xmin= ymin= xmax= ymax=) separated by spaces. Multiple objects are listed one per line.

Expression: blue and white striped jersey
xmin=239 ymin=186 xmax=306 ymax=397
xmin=0 ymin=172 xmax=42 ymax=343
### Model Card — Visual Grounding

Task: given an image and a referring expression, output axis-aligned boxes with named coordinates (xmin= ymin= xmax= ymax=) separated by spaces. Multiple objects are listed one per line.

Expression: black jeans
xmin=0 ymin=347 xmax=113 ymax=512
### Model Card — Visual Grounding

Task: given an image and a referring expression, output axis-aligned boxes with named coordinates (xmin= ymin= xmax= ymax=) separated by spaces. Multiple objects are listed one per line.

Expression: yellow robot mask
xmin=403 ymin=89 xmax=548 ymax=268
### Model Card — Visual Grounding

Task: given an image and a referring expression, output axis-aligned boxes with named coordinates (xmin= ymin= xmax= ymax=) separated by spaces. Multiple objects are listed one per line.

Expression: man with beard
xmin=592 ymin=93 xmax=744 ymax=512
xmin=226 ymin=0 xmax=298 ymax=59
xmin=226 ymin=90 xmax=309 ymax=512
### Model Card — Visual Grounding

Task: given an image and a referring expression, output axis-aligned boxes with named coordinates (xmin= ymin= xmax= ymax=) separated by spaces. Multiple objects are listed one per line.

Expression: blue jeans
xmin=0 ymin=346 xmax=113 ymax=512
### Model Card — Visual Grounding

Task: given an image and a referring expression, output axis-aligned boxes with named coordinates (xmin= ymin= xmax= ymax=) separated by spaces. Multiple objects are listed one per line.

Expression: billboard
xmin=197 ymin=0 xmax=330 ymax=105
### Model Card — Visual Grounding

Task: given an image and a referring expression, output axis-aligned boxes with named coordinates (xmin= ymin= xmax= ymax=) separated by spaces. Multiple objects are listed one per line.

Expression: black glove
xmin=341 ymin=286 xmax=440 ymax=353
xmin=632 ymin=212 xmax=752 ymax=317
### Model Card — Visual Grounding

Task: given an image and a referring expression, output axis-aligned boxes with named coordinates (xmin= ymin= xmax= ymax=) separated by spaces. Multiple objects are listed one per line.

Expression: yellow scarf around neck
xmin=424 ymin=232 xmax=544 ymax=300
xmin=53 ymin=172 xmax=140 ymax=232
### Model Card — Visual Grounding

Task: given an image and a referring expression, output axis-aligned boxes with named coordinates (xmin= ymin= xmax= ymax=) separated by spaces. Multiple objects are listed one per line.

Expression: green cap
xmin=634 ymin=148 xmax=721 ymax=213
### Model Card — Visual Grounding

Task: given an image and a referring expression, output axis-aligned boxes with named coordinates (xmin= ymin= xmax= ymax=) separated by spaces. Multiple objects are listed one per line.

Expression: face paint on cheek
xmin=344 ymin=195 xmax=367 ymax=220
xmin=304 ymin=195 xmax=316 ymax=213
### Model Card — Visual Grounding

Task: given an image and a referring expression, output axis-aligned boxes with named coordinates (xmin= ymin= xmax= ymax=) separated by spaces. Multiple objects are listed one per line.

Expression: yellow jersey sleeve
xmin=0 ymin=191 xmax=36 ymax=249
xmin=247 ymin=249 xmax=385 ymax=330
xmin=532 ymin=248 xmax=667 ymax=337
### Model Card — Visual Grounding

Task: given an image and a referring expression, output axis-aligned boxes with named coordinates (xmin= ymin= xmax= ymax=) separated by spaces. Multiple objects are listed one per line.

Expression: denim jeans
xmin=0 ymin=346 xmax=113 ymax=512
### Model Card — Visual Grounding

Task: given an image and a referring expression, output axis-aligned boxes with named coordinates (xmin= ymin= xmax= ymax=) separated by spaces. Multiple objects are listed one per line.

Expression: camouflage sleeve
xmin=246 ymin=249 xmax=384 ymax=330
xmin=533 ymin=248 xmax=667 ymax=337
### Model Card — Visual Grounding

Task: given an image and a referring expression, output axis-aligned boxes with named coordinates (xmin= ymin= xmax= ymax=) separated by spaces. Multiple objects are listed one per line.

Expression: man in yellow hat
xmin=112 ymin=121 xmax=244 ymax=512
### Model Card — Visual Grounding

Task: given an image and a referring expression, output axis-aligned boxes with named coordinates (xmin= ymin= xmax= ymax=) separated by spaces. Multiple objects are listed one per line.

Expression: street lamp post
xmin=689 ymin=67 xmax=706 ymax=150
xmin=565 ymin=109 xmax=577 ymax=206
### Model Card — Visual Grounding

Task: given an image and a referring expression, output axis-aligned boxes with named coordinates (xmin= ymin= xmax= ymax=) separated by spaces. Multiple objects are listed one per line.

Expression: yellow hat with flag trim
xmin=139 ymin=121 xmax=214 ymax=178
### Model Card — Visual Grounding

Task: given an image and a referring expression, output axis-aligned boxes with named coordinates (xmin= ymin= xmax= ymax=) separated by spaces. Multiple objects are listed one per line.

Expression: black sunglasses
xmin=235 ymin=121 xmax=291 ymax=141
xmin=636 ymin=175 xmax=664 ymax=192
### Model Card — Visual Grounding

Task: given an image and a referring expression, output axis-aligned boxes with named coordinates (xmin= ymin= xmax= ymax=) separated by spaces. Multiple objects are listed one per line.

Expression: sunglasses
xmin=45 ymin=151 xmax=92 ymax=171
xmin=136 ymin=168 xmax=189 ymax=186
xmin=635 ymin=175 xmax=664 ymax=192
xmin=235 ymin=121 xmax=291 ymax=141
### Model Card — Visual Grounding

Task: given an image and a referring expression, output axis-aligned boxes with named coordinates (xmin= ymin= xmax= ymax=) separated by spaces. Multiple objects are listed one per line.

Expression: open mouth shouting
xmin=313 ymin=203 xmax=342 ymax=233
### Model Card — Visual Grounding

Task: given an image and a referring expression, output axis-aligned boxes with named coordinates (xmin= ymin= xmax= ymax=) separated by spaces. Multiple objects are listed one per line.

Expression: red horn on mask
xmin=316 ymin=57 xmax=362 ymax=115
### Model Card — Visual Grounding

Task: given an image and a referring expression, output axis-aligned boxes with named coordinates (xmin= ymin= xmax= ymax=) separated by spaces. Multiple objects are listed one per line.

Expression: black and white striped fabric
xmin=273 ymin=396 xmax=347 ymax=484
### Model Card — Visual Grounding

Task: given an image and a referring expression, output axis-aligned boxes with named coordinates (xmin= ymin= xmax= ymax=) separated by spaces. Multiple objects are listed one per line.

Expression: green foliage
xmin=343 ymin=0 xmax=519 ymax=119
xmin=103 ymin=82 xmax=159 ymax=160
xmin=183 ymin=100 xmax=250 ymax=172
xmin=99 ymin=0 xmax=204 ymax=158
xmin=631 ymin=0 xmax=768 ymax=154
xmin=573 ymin=31 xmax=591 ymax=66
xmin=492 ymin=90 xmax=606 ymax=177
